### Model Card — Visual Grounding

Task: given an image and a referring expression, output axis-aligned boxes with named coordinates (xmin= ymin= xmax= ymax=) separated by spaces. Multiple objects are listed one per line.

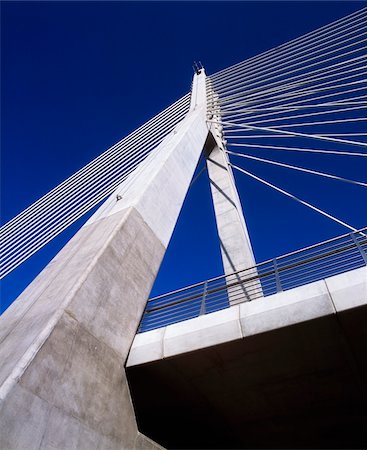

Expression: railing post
xmin=273 ymin=258 xmax=283 ymax=293
xmin=350 ymin=232 xmax=367 ymax=265
xmin=200 ymin=281 xmax=208 ymax=315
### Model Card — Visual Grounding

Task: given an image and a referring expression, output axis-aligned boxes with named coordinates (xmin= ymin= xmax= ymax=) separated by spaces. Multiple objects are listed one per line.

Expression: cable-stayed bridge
xmin=0 ymin=6 xmax=366 ymax=449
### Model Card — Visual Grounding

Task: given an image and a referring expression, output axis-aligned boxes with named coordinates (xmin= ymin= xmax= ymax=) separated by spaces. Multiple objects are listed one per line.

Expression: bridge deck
xmin=126 ymin=266 xmax=367 ymax=448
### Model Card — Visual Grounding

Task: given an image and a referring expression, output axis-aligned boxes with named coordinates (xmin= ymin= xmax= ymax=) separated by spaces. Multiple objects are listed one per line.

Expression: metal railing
xmin=138 ymin=228 xmax=367 ymax=333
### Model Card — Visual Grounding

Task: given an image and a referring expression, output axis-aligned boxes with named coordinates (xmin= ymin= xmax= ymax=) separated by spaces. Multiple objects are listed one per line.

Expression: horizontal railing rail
xmin=138 ymin=228 xmax=367 ymax=332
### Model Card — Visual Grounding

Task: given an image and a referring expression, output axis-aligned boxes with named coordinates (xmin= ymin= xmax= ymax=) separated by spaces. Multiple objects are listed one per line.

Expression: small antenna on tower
xmin=193 ymin=61 xmax=201 ymax=75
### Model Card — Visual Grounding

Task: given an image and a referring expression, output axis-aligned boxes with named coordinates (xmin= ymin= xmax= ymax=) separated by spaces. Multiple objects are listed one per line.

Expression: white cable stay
xmin=1 ymin=169 xmax=137 ymax=258
xmin=210 ymin=120 xmax=367 ymax=148
xmin=1 ymin=152 xmax=152 ymax=275
xmin=0 ymin=188 xmax=118 ymax=278
xmin=0 ymin=117 xmax=179 ymax=277
xmin=0 ymin=96 xmax=189 ymax=238
xmin=216 ymin=78 xmax=367 ymax=123
xmin=209 ymin=34 xmax=367 ymax=101
xmin=221 ymin=97 xmax=367 ymax=117
xmin=211 ymin=7 xmax=367 ymax=82
xmin=227 ymin=151 xmax=367 ymax=187
xmin=216 ymin=91 xmax=367 ymax=115
xmin=0 ymin=112 xmax=185 ymax=249
xmin=218 ymin=72 xmax=367 ymax=120
xmin=226 ymin=142 xmax=367 ymax=157
xmin=213 ymin=54 xmax=367 ymax=107
xmin=212 ymin=8 xmax=367 ymax=83
xmin=0 ymin=96 xmax=191 ymax=276
xmin=239 ymin=86 xmax=367 ymax=117
xmin=0 ymin=118 xmax=188 ymax=267
xmin=0 ymin=95 xmax=190 ymax=240
xmin=0 ymin=97 xmax=189 ymax=243
xmin=211 ymin=53 xmax=367 ymax=109
xmin=230 ymin=164 xmax=358 ymax=232
xmin=0 ymin=116 xmax=188 ymax=248
xmin=0 ymin=135 xmax=170 ymax=255
xmin=216 ymin=72 xmax=367 ymax=110
xmin=211 ymin=50 xmax=367 ymax=107
xmin=1 ymin=124 xmax=184 ymax=276
xmin=213 ymin=83 xmax=367 ymax=126
xmin=213 ymin=76 xmax=367 ymax=118
xmin=224 ymin=105 xmax=367 ymax=126
xmin=250 ymin=117 xmax=367 ymax=129
xmin=219 ymin=100 xmax=367 ymax=114
xmin=211 ymin=32 xmax=367 ymax=96
xmin=225 ymin=134 xmax=367 ymax=139
xmin=2 ymin=101 xmax=196 ymax=269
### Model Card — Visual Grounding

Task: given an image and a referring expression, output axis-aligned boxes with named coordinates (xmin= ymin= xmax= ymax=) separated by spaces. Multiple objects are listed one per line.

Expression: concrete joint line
xmin=237 ymin=305 xmax=244 ymax=339
xmin=162 ymin=326 xmax=168 ymax=360
xmin=0 ymin=207 xmax=135 ymax=402
xmin=323 ymin=279 xmax=338 ymax=315
xmin=0 ymin=205 xmax=116 ymax=349
xmin=0 ymin=309 xmax=63 ymax=402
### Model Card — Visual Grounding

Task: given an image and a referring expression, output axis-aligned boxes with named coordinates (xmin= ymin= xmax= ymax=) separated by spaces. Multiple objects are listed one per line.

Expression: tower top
xmin=193 ymin=61 xmax=204 ymax=75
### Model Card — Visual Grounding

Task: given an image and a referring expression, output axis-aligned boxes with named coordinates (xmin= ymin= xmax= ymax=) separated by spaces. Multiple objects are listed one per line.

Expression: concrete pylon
xmin=206 ymin=84 xmax=261 ymax=304
xmin=0 ymin=70 xmax=209 ymax=449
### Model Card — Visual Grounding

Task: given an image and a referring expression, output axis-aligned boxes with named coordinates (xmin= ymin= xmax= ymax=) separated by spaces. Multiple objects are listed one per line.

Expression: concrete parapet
xmin=240 ymin=279 xmax=334 ymax=336
xmin=126 ymin=267 xmax=367 ymax=449
xmin=127 ymin=267 xmax=367 ymax=366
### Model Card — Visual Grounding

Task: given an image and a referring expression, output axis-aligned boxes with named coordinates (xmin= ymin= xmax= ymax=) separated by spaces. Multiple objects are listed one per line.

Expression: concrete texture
xmin=127 ymin=267 xmax=367 ymax=449
xmin=206 ymin=146 xmax=255 ymax=274
xmin=0 ymin=207 xmax=165 ymax=450
xmin=206 ymin=142 xmax=260 ymax=304
xmin=206 ymin=81 xmax=259 ymax=305
xmin=0 ymin=71 xmax=210 ymax=449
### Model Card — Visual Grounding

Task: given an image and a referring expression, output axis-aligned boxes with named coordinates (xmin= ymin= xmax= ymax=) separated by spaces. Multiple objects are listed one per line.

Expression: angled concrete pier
xmin=206 ymin=143 xmax=260 ymax=303
xmin=0 ymin=71 xmax=209 ymax=449
xmin=206 ymin=80 xmax=259 ymax=304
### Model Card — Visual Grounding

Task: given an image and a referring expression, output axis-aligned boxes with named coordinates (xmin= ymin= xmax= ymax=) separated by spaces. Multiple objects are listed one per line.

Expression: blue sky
xmin=1 ymin=1 xmax=366 ymax=313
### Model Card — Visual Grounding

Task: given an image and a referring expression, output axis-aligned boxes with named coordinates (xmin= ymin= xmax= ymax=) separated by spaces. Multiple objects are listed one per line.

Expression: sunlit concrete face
xmin=126 ymin=267 xmax=367 ymax=449
xmin=0 ymin=208 xmax=166 ymax=449
xmin=205 ymin=82 xmax=260 ymax=304
xmin=206 ymin=146 xmax=255 ymax=273
xmin=206 ymin=143 xmax=261 ymax=303
xmin=0 ymin=71 xmax=209 ymax=449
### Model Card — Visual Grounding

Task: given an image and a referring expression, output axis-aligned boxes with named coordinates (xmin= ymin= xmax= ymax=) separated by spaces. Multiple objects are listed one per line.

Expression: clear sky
xmin=1 ymin=1 xmax=367 ymax=313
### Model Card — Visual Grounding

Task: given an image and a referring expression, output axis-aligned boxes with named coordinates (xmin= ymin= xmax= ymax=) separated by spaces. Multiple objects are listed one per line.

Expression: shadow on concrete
xmin=126 ymin=305 xmax=367 ymax=449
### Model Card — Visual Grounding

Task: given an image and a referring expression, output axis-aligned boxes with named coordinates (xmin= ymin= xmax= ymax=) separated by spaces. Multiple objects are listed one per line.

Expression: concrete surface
xmin=206 ymin=146 xmax=256 ymax=276
xmin=206 ymin=86 xmax=259 ymax=303
xmin=0 ymin=208 xmax=165 ymax=449
xmin=126 ymin=267 xmax=367 ymax=448
xmin=0 ymin=71 xmax=209 ymax=449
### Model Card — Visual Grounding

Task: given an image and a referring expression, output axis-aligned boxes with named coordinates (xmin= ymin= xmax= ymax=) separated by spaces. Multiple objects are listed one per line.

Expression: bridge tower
xmin=0 ymin=68 xmax=254 ymax=449
xmin=1 ymin=7 xmax=366 ymax=448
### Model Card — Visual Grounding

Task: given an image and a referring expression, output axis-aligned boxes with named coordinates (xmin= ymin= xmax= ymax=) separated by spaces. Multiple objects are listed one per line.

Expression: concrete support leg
xmin=206 ymin=142 xmax=261 ymax=304
xmin=0 ymin=72 xmax=209 ymax=449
